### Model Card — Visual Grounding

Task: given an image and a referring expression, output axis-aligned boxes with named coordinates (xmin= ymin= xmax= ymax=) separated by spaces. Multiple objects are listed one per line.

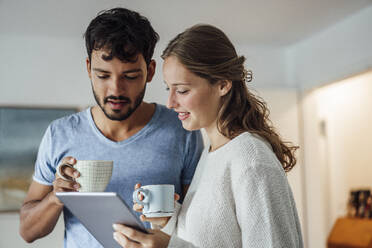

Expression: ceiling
xmin=0 ymin=0 xmax=371 ymax=47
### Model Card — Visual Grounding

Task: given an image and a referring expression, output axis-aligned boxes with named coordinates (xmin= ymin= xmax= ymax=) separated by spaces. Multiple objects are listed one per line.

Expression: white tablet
xmin=56 ymin=192 xmax=148 ymax=248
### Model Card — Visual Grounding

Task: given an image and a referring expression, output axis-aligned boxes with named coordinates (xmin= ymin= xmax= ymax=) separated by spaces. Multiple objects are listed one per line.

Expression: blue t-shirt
xmin=33 ymin=104 xmax=203 ymax=248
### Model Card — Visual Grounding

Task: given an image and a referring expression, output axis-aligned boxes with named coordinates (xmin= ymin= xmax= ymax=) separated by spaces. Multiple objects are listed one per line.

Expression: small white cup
xmin=56 ymin=160 xmax=113 ymax=192
xmin=132 ymin=184 xmax=175 ymax=217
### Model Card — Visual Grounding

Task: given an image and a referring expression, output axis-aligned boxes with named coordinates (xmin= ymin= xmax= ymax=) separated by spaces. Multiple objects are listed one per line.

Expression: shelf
xmin=328 ymin=217 xmax=372 ymax=248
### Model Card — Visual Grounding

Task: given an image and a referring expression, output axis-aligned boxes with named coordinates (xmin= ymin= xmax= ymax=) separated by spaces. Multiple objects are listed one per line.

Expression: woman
xmin=113 ymin=24 xmax=303 ymax=247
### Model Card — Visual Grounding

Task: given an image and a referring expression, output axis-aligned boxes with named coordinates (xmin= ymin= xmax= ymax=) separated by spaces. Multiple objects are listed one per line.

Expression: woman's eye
xmin=177 ymin=90 xmax=189 ymax=94
xmin=97 ymin=75 xmax=109 ymax=79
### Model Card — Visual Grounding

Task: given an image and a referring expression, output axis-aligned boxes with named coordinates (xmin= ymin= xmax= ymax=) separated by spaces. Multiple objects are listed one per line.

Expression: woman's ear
xmin=218 ymin=80 xmax=232 ymax=96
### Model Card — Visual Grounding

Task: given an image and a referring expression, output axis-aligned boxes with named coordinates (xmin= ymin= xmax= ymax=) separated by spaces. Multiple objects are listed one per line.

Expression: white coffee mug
xmin=56 ymin=160 xmax=113 ymax=192
xmin=132 ymin=184 xmax=175 ymax=217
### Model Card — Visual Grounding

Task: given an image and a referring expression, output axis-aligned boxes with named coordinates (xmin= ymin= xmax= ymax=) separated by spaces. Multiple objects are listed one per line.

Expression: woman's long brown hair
xmin=162 ymin=24 xmax=298 ymax=172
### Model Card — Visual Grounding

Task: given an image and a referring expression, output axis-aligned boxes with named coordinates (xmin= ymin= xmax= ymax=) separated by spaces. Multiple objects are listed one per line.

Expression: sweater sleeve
xmin=167 ymin=234 xmax=199 ymax=248
xmin=231 ymin=156 xmax=303 ymax=247
xmin=165 ymin=202 xmax=200 ymax=248
xmin=161 ymin=201 xmax=182 ymax=235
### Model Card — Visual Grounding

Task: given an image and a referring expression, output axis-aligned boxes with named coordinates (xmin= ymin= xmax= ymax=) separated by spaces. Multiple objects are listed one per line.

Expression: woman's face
xmin=163 ymin=56 xmax=223 ymax=131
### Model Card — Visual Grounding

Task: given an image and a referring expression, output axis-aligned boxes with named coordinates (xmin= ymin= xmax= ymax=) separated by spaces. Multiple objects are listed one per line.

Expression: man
xmin=19 ymin=8 xmax=203 ymax=247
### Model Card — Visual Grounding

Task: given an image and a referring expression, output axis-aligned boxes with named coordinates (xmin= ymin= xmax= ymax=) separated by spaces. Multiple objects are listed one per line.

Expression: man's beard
xmin=92 ymin=84 xmax=146 ymax=121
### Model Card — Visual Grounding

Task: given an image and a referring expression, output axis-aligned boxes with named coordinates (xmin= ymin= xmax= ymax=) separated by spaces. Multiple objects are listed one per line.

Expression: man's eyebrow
xmin=92 ymin=68 xmax=142 ymax=74
xmin=121 ymin=69 xmax=142 ymax=74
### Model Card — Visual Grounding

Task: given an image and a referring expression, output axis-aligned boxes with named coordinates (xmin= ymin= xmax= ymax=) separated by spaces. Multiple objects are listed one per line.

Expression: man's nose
xmin=108 ymin=77 xmax=125 ymax=94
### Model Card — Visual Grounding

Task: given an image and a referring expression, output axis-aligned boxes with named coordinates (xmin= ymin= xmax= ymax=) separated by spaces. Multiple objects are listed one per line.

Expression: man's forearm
xmin=19 ymin=191 xmax=63 ymax=243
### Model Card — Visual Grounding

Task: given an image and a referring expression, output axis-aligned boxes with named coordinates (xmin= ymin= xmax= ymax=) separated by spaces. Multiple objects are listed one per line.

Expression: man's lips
xmin=107 ymin=100 xmax=129 ymax=110
xmin=177 ymin=112 xmax=190 ymax=121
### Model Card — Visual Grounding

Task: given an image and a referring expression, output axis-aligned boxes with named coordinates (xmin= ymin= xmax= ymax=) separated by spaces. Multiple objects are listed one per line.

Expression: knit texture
xmin=165 ymin=132 xmax=303 ymax=248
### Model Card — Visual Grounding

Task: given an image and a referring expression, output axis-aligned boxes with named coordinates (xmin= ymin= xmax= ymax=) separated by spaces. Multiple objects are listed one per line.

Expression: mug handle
xmin=132 ymin=188 xmax=150 ymax=204
xmin=56 ymin=163 xmax=75 ymax=181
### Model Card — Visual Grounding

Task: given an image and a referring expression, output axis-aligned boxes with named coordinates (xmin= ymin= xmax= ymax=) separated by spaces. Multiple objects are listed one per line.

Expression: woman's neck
xmin=204 ymin=123 xmax=231 ymax=152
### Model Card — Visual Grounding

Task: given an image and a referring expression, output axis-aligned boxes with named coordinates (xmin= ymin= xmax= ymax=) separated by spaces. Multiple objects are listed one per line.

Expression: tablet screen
xmin=56 ymin=192 xmax=148 ymax=248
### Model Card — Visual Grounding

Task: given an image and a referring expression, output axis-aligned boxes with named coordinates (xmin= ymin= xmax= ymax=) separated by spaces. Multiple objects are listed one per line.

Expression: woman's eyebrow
xmin=164 ymin=81 xmax=191 ymax=86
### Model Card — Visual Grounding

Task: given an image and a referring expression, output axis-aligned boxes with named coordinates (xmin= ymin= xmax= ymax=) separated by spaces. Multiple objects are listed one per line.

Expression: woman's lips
xmin=178 ymin=112 xmax=190 ymax=121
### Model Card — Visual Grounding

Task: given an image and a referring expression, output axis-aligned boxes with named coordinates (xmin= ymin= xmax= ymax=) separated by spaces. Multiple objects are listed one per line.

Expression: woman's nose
xmin=166 ymin=91 xmax=178 ymax=109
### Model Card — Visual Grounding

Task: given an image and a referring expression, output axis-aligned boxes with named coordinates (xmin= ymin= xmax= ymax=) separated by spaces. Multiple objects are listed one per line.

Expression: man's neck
xmin=91 ymin=102 xmax=156 ymax=142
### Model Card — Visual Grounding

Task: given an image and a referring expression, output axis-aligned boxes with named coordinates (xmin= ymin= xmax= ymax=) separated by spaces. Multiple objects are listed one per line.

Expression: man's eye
xmin=165 ymin=87 xmax=170 ymax=91
xmin=125 ymin=76 xmax=138 ymax=80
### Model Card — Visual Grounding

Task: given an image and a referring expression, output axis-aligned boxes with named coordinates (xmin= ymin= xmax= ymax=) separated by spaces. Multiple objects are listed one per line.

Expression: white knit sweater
xmin=163 ymin=132 xmax=303 ymax=248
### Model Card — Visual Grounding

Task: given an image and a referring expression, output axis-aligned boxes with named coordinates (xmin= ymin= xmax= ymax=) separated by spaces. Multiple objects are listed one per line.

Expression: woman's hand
xmin=133 ymin=183 xmax=180 ymax=229
xmin=113 ymin=224 xmax=170 ymax=248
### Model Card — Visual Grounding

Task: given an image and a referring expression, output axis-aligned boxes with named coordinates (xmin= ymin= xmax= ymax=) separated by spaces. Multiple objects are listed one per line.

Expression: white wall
xmin=287 ymin=6 xmax=372 ymax=90
xmin=287 ymin=6 xmax=372 ymax=248
xmin=301 ymin=70 xmax=372 ymax=248
xmin=0 ymin=213 xmax=64 ymax=248
xmin=300 ymin=90 xmax=330 ymax=248
xmin=0 ymin=34 xmax=91 ymax=107
xmin=317 ymin=71 xmax=372 ymax=221
xmin=237 ymin=45 xmax=292 ymax=88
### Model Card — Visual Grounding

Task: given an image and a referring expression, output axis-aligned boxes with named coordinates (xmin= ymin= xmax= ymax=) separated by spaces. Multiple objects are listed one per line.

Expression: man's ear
xmin=218 ymin=80 xmax=232 ymax=96
xmin=86 ymin=58 xmax=92 ymax=80
xmin=146 ymin=60 xmax=156 ymax=83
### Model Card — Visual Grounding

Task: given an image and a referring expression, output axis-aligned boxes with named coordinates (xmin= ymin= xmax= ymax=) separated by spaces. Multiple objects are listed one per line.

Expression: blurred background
xmin=0 ymin=0 xmax=372 ymax=247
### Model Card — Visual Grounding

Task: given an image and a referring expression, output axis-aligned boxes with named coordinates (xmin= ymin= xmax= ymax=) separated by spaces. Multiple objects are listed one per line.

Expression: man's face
xmin=87 ymin=50 xmax=155 ymax=121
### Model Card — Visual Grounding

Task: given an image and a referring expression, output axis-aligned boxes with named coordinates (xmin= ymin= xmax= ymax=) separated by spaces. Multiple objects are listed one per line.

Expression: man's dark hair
xmin=84 ymin=8 xmax=159 ymax=65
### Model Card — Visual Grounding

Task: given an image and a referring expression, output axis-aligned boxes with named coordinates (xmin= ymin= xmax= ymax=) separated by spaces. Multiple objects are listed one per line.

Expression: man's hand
xmin=19 ymin=156 xmax=80 ymax=243
xmin=51 ymin=156 xmax=80 ymax=205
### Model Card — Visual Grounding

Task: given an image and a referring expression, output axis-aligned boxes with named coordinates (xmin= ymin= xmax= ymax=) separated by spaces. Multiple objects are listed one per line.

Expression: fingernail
xmin=113 ymin=232 xmax=118 ymax=240
xmin=73 ymin=171 xmax=79 ymax=177
xmin=74 ymin=184 xmax=80 ymax=189
xmin=113 ymin=224 xmax=118 ymax=230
